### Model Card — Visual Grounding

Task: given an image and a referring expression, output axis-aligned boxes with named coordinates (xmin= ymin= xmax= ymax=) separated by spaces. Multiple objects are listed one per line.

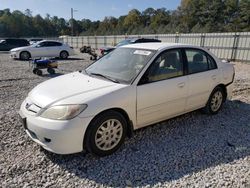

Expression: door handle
xmin=177 ymin=82 xmax=185 ymax=88
xmin=211 ymin=75 xmax=217 ymax=80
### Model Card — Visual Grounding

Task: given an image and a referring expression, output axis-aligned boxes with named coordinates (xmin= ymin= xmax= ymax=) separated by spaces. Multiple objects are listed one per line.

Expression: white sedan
xmin=19 ymin=43 xmax=235 ymax=156
xmin=10 ymin=40 xmax=74 ymax=60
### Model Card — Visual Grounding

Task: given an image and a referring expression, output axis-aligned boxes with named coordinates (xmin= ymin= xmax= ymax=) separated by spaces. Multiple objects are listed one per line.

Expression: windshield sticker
xmin=133 ymin=50 xmax=151 ymax=56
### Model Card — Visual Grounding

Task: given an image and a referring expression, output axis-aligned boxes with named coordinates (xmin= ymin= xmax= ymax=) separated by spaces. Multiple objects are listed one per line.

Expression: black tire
xmin=36 ymin=69 xmax=43 ymax=76
xmin=60 ymin=51 xmax=69 ymax=59
xmin=85 ymin=110 xmax=127 ymax=157
xmin=47 ymin=67 xmax=55 ymax=74
xmin=20 ymin=51 xmax=31 ymax=60
xmin=203 ymin=87 xmax=225 ymax=114
xmin=33 ymin=68 xmax=38 ymax=74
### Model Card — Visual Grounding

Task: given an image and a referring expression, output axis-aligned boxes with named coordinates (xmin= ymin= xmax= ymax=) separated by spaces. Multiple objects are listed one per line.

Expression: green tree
xmin=150 ymin=8 xmax=170 ymax=33
xmin=123 ymin=9 xmax=142 ymax=33
xmin=239 ymin=0 xmax=250 ymax=31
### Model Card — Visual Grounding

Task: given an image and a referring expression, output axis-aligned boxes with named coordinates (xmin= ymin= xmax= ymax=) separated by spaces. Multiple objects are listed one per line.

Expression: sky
xmin=0 ymin=0 xmax=181 ymax=21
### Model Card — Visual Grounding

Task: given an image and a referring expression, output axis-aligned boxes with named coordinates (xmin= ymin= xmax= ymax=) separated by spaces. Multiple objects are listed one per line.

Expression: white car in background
xmin=10 ymin=40 xmax=74 ymax=60
xmin=19 ymin=43 xmax=235 ymax=156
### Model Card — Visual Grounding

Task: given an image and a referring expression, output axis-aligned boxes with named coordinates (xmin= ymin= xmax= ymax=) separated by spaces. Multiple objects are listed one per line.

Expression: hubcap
xmin=61 ymin=52 xmax=67 ymax=58
xmin=211 ymin=91 xmax=223 ymax=112
xmin=95 ymin=119 xmax=123 ymax=151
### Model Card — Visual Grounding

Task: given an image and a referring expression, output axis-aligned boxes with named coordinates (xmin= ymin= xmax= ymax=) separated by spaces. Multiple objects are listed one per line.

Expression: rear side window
xmin=47 ymin=42 xmax=62 ymax=46
xmin=185 ymin=49 xmax=217 ymax=74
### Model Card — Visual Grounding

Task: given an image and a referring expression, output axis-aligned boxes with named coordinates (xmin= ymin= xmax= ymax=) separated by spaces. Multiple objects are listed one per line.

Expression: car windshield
xmin=85 ymin=48 xmax=155 ymax=84
xmin=31 ymin=41 xmax=42 ymax=47
xmin=115 ymin=39 xmax=133 ymax=47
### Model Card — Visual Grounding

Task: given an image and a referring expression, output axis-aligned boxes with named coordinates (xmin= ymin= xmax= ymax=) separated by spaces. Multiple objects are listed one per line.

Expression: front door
xmin=32 ymin=41 xmax=50 ymax=57
xmin=136 ymin=49 xmax=188 ymax=128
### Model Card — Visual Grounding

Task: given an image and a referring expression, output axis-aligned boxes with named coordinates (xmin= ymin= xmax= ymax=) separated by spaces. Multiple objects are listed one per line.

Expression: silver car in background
xmin=10 ymin=40 xmax=74 ymax=60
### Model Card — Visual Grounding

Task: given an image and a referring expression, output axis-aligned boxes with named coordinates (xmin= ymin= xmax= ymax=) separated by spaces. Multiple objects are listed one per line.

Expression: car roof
xmin=121 ymin=38 xmax=160 ymax=42
xmin=121 ymin=42 xmax=200 ymax=51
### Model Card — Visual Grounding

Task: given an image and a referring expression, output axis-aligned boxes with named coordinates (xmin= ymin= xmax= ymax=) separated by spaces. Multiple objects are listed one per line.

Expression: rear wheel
xmin=33 ymin=68 xmax=38 ymax=74
xmin=47 ymin=67 xmax=55 ymax=74
xmin=85 ymin=111 xmax=127 ymax=157
xmin=203 ymin=87 xmax=225 ymax=114
xmin=60 ymin=51 xmax=68 ymax=59
xmin=20 ymin=51 xmax=31 ymax=60
xmin=36 ymin=69 xmax=43 ymax=76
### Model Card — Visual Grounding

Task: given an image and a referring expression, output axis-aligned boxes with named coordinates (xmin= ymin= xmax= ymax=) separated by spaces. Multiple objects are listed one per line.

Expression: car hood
xmin=11 ymin=46 xmax=31 ymax=52
xmin=28 ymin=72 xmax=126 ymax=108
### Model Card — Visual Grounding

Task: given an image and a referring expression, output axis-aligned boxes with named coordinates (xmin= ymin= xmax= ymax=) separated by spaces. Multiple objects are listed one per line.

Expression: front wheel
xmin=20 ymin=51 xmax=31 ymax=60
xmin=203 ymin=87 xmax=225 ymax=114
xmin=36 ymin=69 xmax=43 ymax=76
xmin=85 ymin=111 xmax=127 ymax=157
xmin=47 ymin=67 xmax=55 ymax=74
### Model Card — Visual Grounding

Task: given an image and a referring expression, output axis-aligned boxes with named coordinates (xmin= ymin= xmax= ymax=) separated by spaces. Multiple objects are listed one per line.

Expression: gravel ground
xmin=0 ymin=52 xmax=250 ymax=188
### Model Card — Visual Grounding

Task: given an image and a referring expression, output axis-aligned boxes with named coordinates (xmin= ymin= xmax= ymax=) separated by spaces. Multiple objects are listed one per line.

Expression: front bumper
xmin=19 ymin=100 xmax=93 ymax=154
xmin=10 ymin=51 xmax=18 ymax=58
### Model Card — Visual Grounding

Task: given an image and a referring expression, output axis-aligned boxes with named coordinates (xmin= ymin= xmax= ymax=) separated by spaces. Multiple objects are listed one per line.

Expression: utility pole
xmin=71 ymin=8 xmax=77 ymax=36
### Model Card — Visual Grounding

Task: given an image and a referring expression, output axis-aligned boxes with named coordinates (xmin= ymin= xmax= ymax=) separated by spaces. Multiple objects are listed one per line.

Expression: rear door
xmin=136 ymin=49 xmax=188 ymax=127
xmin=184 ymin=48 xmax=219 ymax=111
xmin=46 ymin=42 xmax=62 ymax=57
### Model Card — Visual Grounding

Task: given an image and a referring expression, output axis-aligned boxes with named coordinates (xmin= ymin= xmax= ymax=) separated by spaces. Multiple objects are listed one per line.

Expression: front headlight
xmin=11 ymin=49 xmax=19 ymax=53
xmin=40 ymin=104 xmax=87 ymax=120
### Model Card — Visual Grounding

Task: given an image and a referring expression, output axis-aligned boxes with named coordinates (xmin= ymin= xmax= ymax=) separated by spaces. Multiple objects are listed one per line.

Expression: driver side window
xmin=145 ymin=49 xmax=184 ymax=83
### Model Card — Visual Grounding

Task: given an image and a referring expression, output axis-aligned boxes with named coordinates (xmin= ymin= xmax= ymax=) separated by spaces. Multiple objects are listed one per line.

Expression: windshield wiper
xmin=90 ymin=72 xmax=120 ymax=83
